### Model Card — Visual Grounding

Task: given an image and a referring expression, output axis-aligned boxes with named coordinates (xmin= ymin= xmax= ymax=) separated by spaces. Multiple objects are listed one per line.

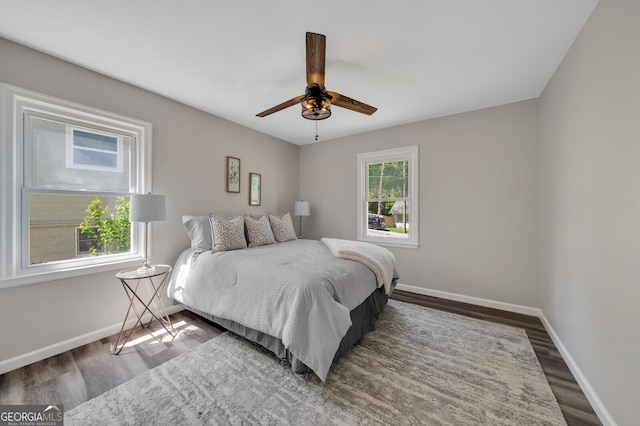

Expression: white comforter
xmin=167 ymin=239 xmax=378 ymax=381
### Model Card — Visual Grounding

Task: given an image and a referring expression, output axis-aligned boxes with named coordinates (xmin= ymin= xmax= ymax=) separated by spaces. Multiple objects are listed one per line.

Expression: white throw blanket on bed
xmin=321 ymin=238 xmax=395 ymax=294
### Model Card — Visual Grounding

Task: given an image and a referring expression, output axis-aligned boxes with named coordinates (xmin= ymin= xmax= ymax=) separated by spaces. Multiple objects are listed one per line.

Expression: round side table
xmin=111 ymin=264 xmax=176 ymax=354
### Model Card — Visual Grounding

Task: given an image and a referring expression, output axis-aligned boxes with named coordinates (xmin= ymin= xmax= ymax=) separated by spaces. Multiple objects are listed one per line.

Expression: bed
xmin=167 ymin=213 xmax=397 ymax=381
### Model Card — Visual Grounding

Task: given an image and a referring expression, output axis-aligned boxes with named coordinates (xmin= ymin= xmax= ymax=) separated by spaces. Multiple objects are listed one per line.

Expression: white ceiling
xmin=0 ymin=1 xmax=599 ymax=145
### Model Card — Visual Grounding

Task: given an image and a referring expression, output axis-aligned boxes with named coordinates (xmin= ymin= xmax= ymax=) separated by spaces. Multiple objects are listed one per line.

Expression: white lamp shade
xmin=293 ymin=200 xmax=310 ymax=217
xmin=130 ymin=193 xmax=166 ymax=222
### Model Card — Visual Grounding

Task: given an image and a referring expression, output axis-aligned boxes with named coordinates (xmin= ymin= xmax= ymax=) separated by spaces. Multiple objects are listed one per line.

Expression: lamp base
xmin=137 ymin=259 xmax=155 ymax=273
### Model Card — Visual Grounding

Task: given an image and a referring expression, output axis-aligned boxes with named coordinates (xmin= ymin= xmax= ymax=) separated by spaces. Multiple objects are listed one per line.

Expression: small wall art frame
xmin=249 ymin=173 xmax=261 ymax=206
xmin=226 ymin=156 xmax=240 ymax=193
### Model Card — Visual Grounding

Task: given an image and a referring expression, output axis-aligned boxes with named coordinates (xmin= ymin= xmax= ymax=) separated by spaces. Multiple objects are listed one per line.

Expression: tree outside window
xmin=79 ymin=197 xmax=131 ymax=256
xmin=367 ymin=160 xmax=409 ymax=235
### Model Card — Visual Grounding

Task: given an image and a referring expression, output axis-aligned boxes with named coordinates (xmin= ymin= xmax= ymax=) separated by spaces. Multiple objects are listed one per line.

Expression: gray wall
xmin=0 ymin=37 xmax=300 ymax=363
xmin=539 ymin=0 xmax=639 ymax=424
xmin=300 ymin=100 xmax=540 ymax=307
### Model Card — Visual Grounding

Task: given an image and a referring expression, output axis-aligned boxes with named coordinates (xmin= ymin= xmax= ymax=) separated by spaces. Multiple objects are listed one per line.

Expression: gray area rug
xmin=66 ymin=300 xmax=566 ymax=425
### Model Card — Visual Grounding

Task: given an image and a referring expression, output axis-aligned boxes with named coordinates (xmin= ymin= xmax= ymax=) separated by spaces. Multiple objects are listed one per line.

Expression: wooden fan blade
xmin=256 ymin=95 xmax=305 ymax=117
xmin=306 ymin=32 xmax=326 ymax=88
xmin=327 ymin=91 xmax=377 ymax=115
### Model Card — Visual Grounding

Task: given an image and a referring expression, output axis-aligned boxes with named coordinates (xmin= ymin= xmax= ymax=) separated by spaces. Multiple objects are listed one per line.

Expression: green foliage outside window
xmin=368 ymin=161 xmax=409 ymax=215
xmin=367 ymin=160 xmax=409 ymax=200
xmin=79 ymin=196 xmax=130 ymax=255
xmin=368 ymin=160 xmax=409 ymax=230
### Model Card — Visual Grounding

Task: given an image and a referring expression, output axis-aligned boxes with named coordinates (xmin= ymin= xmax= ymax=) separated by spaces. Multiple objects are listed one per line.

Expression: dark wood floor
xmin=0 ymin=311 xmax=226 ymax=410
xmin=0 ymin=291 xmax=601 ymax=425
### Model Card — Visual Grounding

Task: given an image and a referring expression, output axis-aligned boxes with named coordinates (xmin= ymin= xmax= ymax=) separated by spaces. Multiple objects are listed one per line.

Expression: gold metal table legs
xmin=111 ymin=265 xmax=176 ymax=354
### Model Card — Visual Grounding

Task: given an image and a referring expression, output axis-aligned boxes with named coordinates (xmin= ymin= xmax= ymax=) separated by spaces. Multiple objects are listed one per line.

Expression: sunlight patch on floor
xmin=123 ymin=319 xmax=200 ymax=348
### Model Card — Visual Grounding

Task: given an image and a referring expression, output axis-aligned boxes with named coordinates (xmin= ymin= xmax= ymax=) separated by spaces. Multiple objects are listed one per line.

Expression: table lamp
xmin=293 ymin=200 xmax=310 ymax=238
xmin=130 ymin=193 xmax=166 ymax=272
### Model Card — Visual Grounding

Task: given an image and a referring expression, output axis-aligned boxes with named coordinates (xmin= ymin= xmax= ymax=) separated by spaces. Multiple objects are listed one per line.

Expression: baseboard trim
xmin=395 ymin=283 xmax=540 ymax=316
xmin=0 ymin=304 xmax=184 ymax=376
xmin=395 ymin=283 xmax=615 ymax=426
xmin=538 ymin=311 xmax=617 ymax=426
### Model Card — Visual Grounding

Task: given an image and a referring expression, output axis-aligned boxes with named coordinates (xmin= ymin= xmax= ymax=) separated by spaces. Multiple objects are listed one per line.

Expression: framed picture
xmin=249 ymin=173 xmax=261 ymax=206
xmin=226 ymin=156 xmax=240 ymax=193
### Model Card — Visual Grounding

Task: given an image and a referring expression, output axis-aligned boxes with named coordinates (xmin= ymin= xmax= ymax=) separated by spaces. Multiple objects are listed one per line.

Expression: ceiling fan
xmin=256 ymin=32 xmax=377 ymax=121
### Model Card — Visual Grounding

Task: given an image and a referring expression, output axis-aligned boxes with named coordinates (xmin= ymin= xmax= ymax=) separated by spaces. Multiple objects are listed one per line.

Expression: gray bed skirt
xmin=184 ymin=280 xmax=395 ymax=376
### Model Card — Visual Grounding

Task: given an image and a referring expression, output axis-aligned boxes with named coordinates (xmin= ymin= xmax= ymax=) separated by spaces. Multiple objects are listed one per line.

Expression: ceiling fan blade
xmin=327 ymin=91 xmax=377 ymax=115
xmin=306 ymin=32 xmax=326 ymax=88
xmin=256 ymin=95 xmax=305 ymax=117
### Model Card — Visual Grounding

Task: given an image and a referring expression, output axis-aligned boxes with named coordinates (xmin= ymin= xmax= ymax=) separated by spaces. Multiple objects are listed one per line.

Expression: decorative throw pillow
xmin=210 ymin=215 xmax=247 ymax=252
xmin=245 ymin=215 xmax=276 ymax=248
xmin=182 ymin=215 xmax=213 ymax=252
xmin=269 ymin=212 xmax=297 ymax=243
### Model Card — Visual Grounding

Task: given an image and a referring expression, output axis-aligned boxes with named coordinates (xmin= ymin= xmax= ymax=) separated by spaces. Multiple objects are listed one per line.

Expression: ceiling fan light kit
xmin=256 ymin=32 xmax=377 ymax=121
xmin=301 ymin=85 xmax=332 ymax=120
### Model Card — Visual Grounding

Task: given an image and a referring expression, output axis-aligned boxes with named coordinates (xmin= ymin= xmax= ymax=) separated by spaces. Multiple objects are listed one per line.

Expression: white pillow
xmin=210 ymin=215 xmax=247 ymax=252
xmin=182 ymin=215 xmax=212 ymax=252
xmin=245 ymin=215 xmax=276 ymax=248
xmin=269 ymin=212 xmax=297 ymax=243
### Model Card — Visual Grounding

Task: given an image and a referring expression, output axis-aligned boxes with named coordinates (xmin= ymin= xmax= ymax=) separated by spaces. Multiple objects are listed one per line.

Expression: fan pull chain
xmin=315 ymin=121 xmax=319 ymax=141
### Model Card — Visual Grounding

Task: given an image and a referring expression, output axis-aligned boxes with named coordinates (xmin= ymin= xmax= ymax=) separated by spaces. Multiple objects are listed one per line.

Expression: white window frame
xmin=357 ymin=145 xmax=419 ymax=249
xmin=0 ymin=83 xmax=152 ymax=288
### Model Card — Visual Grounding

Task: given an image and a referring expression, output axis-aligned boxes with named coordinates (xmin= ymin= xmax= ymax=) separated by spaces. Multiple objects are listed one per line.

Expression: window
xmin=357 ymin=146 xmax=419 ymax=248
xmin=66 ymin=127 xmax=123 ymax=172
xmin=0 ymin=83 xmax=152 ymax=287
xmin=77 ymin=227 xmax=104 ymax=256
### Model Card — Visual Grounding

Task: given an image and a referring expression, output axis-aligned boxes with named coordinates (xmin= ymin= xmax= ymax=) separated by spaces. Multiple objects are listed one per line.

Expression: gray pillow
xmin=269 ymin=212 xmax=297 ymax=243
xmin=182 ymin=215 xmax=212 ymax=252
xmin=210 ymin=215 xmax=247 ymax=252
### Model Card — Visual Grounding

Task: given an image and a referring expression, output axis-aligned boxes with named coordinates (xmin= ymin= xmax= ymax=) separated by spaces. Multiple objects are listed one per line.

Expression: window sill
xmin=358 ymin=237 xmax=419 ymax=250
xmin=0 ymin=256 xmax=142 ymax=289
